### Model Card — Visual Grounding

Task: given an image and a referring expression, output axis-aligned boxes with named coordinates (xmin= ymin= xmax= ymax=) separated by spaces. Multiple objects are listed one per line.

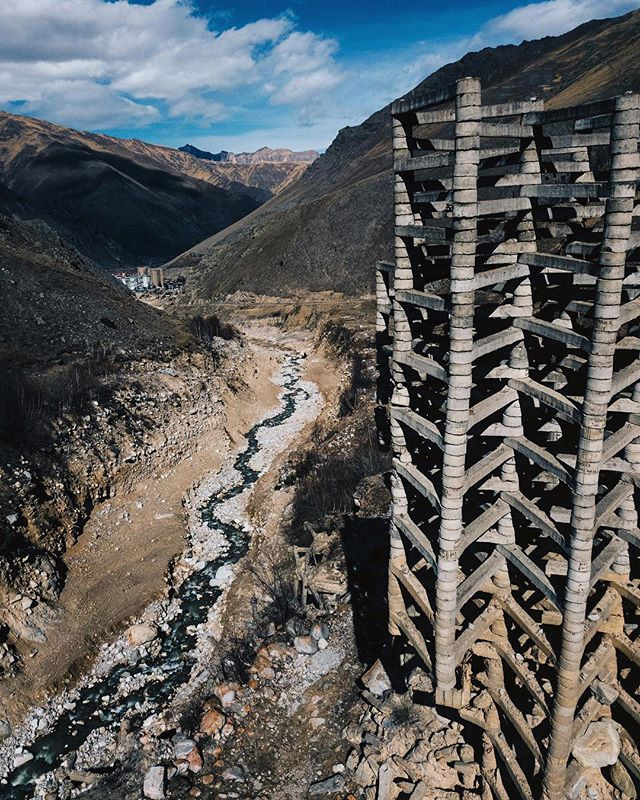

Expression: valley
xmin=2 ymin=5 xmax=640 ymax=800
xmin=0 ymin=322 xmax=333 ymax=798
xmin=0 ymin=113 xmax=316 ymax=269
xmin=0 ymin=281 xmax=384 ymax=799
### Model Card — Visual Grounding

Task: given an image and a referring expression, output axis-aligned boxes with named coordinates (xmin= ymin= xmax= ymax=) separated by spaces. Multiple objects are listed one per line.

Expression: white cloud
xmin=167 ymin=96 xmax=229 ymax=123
xmin=484 ymin=0 xmax=640 ymax=42
xmin=269 ymin=31 xmax=339 ymax=77
xmin=1 ymin=0 xmax=638 ymax=150
xmin=272 ymin=68 xmax=343 ymax=105
xmin=0 ymin=0 xmax=342 ymax=130
xmin=328 ymin=0 xmax=640 ymax=143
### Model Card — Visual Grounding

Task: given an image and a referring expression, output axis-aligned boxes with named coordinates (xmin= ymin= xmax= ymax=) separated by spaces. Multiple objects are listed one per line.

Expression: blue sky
xmin=1 ymin=0 xmax=638 ymax=153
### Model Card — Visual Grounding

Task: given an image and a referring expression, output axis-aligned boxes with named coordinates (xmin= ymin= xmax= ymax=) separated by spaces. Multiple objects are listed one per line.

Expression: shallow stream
xmin=4 ymin=353 xmax=310 ymax=799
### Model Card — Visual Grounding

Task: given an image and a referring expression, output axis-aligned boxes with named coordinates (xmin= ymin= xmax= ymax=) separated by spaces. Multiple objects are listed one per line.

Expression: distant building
xmin=150 ymin=267 xmax=164 ymax=288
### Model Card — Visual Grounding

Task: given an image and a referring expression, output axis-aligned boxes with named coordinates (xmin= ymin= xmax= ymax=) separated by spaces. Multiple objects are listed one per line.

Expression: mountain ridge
xmin=179 ymin=144 xmax=319 ymax=165
xmin=168 ymin=8 xmax=640 ymax=298
xmin=0 ymin=112 xmax=312 ymax=267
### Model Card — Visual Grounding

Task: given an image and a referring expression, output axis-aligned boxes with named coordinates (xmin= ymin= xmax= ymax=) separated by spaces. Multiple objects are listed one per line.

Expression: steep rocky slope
xmin=169 ymin=8 xmax=640 ymax=298
xmin=0 ymin=114 xmax=310 ymax=268
xmin=0 ymin=214 xmax=238 ymax=696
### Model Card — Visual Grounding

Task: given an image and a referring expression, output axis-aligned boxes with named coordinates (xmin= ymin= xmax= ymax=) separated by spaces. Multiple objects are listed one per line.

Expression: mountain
xmin=168 ymin=9 xmax=640 ymax=298
xmin=180 ymin=144 xmax=319 ymax=165
xmin=0 ymin=114 xmax=308 ymax=268
xmin=0 ymin=213 xmax=188 ymax=368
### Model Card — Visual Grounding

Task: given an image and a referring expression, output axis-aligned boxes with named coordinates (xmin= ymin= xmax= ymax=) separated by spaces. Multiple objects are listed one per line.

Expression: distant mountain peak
xmin=179 ymin=144 xmax=318 ymax=165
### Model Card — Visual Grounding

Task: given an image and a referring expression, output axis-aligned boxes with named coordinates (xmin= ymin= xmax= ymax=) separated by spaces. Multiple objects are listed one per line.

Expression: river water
xmin=3 ymin=353 xmax=312 ymax=800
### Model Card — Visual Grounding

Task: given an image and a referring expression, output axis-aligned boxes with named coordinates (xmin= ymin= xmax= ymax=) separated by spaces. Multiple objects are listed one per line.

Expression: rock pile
xmin=326 ymin=661 xmax=481 ymax=800
xmin=294 ymin=525 xmax=349 ymax=608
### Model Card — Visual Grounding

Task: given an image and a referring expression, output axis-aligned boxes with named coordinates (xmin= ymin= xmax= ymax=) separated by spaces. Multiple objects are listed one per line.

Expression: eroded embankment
xmin=0 ymin=334 xmax=271 ymax=724
xmin=0 ymin=327 xmax=325 ymax=800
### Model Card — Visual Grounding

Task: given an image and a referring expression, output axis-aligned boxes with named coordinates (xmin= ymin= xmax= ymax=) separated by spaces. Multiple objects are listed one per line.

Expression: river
xmin=2 ymin=351 xmax=319 ymax=799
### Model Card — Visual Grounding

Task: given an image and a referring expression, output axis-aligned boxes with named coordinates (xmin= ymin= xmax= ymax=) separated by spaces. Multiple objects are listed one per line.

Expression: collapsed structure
xmin=376 ymin=78 xmax=640 ymax=799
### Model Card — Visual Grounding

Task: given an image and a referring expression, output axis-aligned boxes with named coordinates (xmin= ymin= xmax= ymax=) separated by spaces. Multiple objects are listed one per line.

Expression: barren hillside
xmin=168 ymin=8 xmax=640 ymax=298
xmin=0 ymin=114 xmax=313 ymax=268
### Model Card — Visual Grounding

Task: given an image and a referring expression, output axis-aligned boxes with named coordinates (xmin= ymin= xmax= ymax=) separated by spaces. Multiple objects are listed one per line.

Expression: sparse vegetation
xmin=321 ymin=321 xmax=375 ymax=416
xmin=249 ymin=551 xmax=302 ymax=628
xmin=188 ymin=314 xmax=239 ymax=343
xmin=339 ymin=352 xmax=374 ymax=416
xmin=216 ymin=635 xmax=259 ymax=684
xmin=0 ymin=356 xmax=115 ymax=447
xmin=387 ymin=693 xmax=422 ymax=729
xmin=321 ymin=321 xmax=355 ymax=358
xmin=289 ymin=423 xmax=390 ymax=544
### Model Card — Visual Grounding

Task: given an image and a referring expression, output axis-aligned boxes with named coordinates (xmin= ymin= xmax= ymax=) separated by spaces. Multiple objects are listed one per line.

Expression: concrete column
xmin=434 ymin=77 xmax=481 ymax=695
xmin=543 ymin=92 xmax=640 ymax=800
xmin=388 ymin=115 xmax=414 ymax=637
xmin=376 ymin=268 xmax=388 ymax=335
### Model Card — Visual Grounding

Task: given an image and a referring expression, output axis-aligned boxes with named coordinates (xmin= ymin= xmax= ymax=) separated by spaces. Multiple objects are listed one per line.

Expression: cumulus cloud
xmin=0 ymin=0 xmax=342 ymax=130
xmin=484 ymin=0 xmax=640 ymax=42
xmin=2 ymin=0 xmax=638 ymax=149
xmin=342 ymin=0 xmax=640 ymax=128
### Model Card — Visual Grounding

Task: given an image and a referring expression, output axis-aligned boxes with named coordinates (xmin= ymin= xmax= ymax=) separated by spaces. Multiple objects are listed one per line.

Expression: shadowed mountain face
xmin=0 ymin=114 xmax=311 ymax=268
xmin=0 ymin=213 xmax=188 ymax=368
xmin=170 ymin=9 xmax=640 ymax=298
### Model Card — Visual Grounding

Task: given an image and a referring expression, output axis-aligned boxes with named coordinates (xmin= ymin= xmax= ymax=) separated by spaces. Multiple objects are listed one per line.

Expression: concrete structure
xmin=377 ymin=78 xmax=640 ymax=799
xmin=150 ymin=267 xmax=164 ymax=288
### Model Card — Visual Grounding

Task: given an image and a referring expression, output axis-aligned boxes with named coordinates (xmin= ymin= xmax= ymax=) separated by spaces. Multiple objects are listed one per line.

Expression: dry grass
xmin=0 ymin=355 xmax=116 ymax=447
xmin=288 ymin=422 xmax=390 ymax=545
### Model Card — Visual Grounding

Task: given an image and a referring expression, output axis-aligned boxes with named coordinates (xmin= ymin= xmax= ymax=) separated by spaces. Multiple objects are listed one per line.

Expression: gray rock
xmin=13 ymin=751 xmax=34 ymax=768
xmin=591 ymin=680 xmax=618 ymax=706
xmin=294 ymin=635 xmax=318 ymax=655
xmin=173 ymin=738 xmax=197 ymax=759
xmin=361 ymin=659 xmax=392 ymax=696
xmin=143 ymin=766 xmax=166 ymax=799
xmin=222 ymin=766 xmax=244 ymax=781
xmin=377 ymin=761 xmax=394 ymax=800
xmin=354 ymin=758 xmax=376 ymax=787
xmin=67 ymin=771 xmax=99 ymax=785
xmin=0 ymin=719 xmax=11 ymax=739
xmin=286 ymin=618 xmax=306 ymax=637
xmin=309 ymin=774 xmax=345 ymax=795
xmin=572 ymin=720 xmax=620 ymax=768
xmin=346 ymin=749 xmax=359 ymax=770
xmin=610 ymin=760 xmax=636 ymax=798
xmin=310 ymin=622 xmax=330 ymax=641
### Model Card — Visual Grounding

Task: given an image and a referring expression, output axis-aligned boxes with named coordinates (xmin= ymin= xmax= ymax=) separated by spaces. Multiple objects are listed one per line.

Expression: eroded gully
xmin=1 ymin=347 xmax=322 ymax=799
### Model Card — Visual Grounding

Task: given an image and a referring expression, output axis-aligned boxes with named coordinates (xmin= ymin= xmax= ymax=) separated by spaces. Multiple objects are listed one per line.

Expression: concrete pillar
xmin=434 ymin=77 xmax=481 ymax=695
xmin=543 ymin=91 xmax=640 ymax=800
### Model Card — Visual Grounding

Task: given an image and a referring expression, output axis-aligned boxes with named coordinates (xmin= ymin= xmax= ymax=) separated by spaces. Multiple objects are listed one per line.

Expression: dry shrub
xmin=248 ymin=551 xmax=301 ymax=628
xmin=0 ymin=356 xmax=114 ymax=447
xmin=188 ymin=314 xmax=238 ymax=343
xmin=289 ymin=424 xmax=390 ymax=544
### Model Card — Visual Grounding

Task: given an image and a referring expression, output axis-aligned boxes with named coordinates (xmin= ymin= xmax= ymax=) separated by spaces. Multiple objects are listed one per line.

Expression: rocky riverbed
xmin=0 ymin=348 xmax=322 ymax=800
